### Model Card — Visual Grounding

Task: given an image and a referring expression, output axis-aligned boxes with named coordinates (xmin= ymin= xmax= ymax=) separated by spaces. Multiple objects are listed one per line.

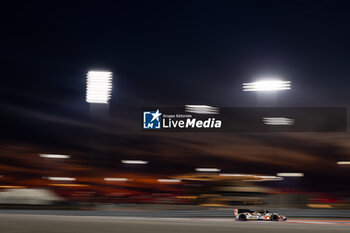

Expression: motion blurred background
xmin=1 ymin=0 xmax=350 ymax=214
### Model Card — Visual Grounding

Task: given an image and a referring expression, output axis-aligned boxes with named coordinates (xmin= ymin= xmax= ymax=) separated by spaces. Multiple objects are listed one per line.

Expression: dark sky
xmin=2 ymin=0 xmax=350 ymax=193
xmin=3 ymin=0 xmax=350 ymax=106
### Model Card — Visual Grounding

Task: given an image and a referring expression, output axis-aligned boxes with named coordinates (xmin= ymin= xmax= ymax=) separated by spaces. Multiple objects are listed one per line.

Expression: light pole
xmin=86 ymin=70 xmax=113 ymax=185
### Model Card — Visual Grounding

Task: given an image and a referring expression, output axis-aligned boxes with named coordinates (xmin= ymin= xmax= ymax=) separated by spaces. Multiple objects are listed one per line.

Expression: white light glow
xmin=39 ymin=154 xmax=71 ymax=159
xmin=104 ymin=178 xmax=130 ymax=182
xmin=195 ymin=168 xmax=221 ymax=172
xmin=337 ymin=161 xmax=350 ymax=165
xmin=254 ymin=175 xmax=284 ymax=181
xmin=277 ymin=173 xmax=304 ymax=177
xmin=219 ymin=173 xmax=250 ymax=177
xmin=185 ymin=105 xmax=219 ymax=114
xmin=121 ymin=160 xmax=149 ymax=164
xmin=256 ymin=175 xmax=279 ymax=179
xmin=157 ymin=179 xmax=181 ymax=183
xmin=86 ymin=71 xmax=113 ymax=104
xmin=243 ymin=80 xmax=291 ymax=91
xmin=220 ymin=173 xmax=283 ymax=181
xmin=263 ymin=117 xmax=294 ymax=125
xmin=46 ymin=177 xmax=76 ymax=181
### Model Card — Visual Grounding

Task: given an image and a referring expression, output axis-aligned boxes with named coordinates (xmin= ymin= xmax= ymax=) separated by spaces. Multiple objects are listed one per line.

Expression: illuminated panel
xmin=263 ymin=117 xmax=294 ymax=125
xmin=86 ymin=71 xmax=113 ymax=103
xmin=121 ymin=160 xmax=148 ymax=164
xmin=46 ymin=177 xmax=76 ymax=181
xmin=185 ymin=105 xmax=219 ymax=114
xmin=243 ymin=80 xmax=291 ymax=91
xmin=157 ymin=179 xmax=181 ymax=183
xmin=104 ymin=178 xmax=131 ymax=181
xmin=195 ymin=168 xmax=221 ymax=172
xmin=39 ymin=154 xmax=71 ymax=159
xmin=277 ymin=173 xmax=304 ymax=177
xmin=219 ymin=173 xmax=251 ymax=177
xmin=337 ymin=161 xmax=350 ymax=165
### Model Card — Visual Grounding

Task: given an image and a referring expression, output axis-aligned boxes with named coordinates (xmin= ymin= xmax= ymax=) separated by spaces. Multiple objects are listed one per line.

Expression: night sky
xmin=2 ymin=1 xmax=350 ymax=194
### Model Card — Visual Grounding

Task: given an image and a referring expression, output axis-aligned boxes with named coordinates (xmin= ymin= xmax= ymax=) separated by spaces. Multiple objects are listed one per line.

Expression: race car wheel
xmin=238 ymin=214 xmax=247 ymax=221
xmin=271 ymin=215 xmax=279 ymax=221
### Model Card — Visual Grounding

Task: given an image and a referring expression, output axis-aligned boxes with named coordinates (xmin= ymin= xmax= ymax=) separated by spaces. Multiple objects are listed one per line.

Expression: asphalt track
xmin=1 ymin=208 xmax=350 ymax=218
xmin=0 ymin=211 xmax=349 ymax=233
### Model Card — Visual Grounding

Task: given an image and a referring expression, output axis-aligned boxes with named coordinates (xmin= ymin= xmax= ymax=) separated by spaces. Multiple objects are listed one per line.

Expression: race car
xmin=234 ymin=209 xmax=287 ymax=221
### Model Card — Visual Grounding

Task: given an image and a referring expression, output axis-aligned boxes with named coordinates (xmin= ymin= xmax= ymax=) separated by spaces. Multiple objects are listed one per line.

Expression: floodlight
xmin=263 ymin=117 xmax=294 ymax=125
xmin=46 ymin=177 xmax=76 ymax=181
xmin=86 ymin=71 xmax=113 ymax=103
xmin=277 ymin=173 xmax=304 ymax=177
xmin=337 ymin=161 xmax=350 ymax=165
xmin=39 ymin=154 xmax=71 ymax=159
xmin=121 ymin=160 xmax=148 ymax=164
xmin=243 ymin=80 xmax=291 ymax=91
xmin=157 ymin=179 xmax=181 ymax=183
xmin=104 ymin=178 xmax=131 ymax=181
xmin=195 ymin=168 xmax=221 ymax=172
xmin=185 ymin=105 xmax=219 ymax=114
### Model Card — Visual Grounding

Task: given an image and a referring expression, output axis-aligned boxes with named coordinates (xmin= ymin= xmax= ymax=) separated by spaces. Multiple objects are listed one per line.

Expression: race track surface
xmin=0 ymin=211 xmax=349 ymax=233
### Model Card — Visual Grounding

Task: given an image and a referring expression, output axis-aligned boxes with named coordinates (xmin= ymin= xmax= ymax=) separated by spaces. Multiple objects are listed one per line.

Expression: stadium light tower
xmin=242 ymin=79 xmax=291 ymax=92
xmin=86 ymin=71 xmax=113 ymax=104
xmin=243 ymin=77 xmax=291 ymax=107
